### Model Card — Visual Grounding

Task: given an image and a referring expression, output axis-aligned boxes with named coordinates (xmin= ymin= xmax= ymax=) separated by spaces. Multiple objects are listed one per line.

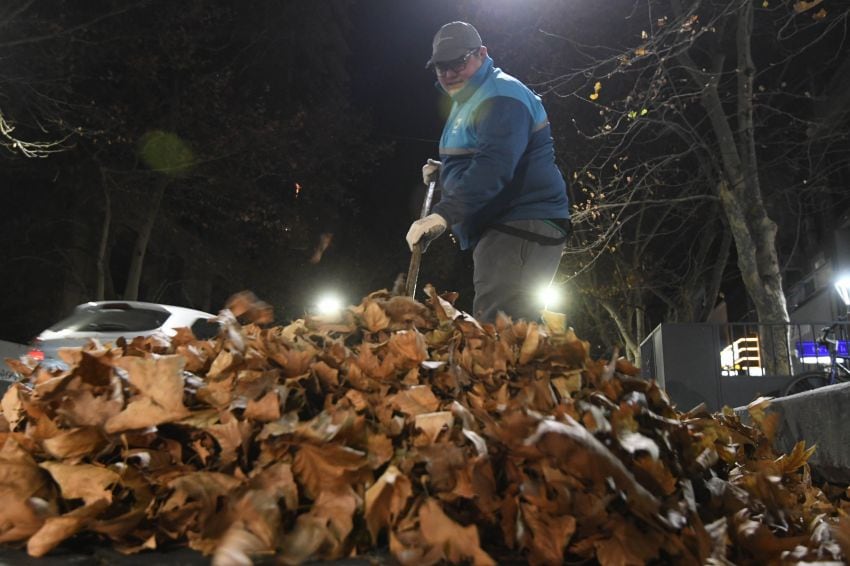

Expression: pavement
xmin=735 ymin=381 xmax=850 ymax=484
xmin=0 ymin=546 xmax=392 ymax=565
xmin=0 ymin=546 xmax=209 ymax=566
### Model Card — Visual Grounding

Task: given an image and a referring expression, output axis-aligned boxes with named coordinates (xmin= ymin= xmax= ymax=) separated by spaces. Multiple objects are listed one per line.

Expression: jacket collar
xmin=434 ymin=56 xmax=494 ymax=102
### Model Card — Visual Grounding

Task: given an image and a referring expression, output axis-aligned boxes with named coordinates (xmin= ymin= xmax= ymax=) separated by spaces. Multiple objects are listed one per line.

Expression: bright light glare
xmin=316 ymin=293 xmax=343 ymax=315
xmin=835 ymin=273 xmax=850 ymax=306
xmin=536 ymin=284 xmax=563 ymax=310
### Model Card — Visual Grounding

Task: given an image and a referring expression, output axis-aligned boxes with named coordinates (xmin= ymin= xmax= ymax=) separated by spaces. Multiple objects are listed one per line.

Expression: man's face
xmin=435 ymin=46 xmax=487 ymax=95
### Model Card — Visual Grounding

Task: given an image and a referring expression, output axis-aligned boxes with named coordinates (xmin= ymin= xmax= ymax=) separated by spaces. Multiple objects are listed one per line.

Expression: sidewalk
xmin=736 ymin=381 xmax=850 ymax=484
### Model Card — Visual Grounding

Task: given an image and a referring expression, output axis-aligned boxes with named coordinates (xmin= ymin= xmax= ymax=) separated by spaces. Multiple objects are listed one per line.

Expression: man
xmin=406 ymin=21 xmax=570 ymax=322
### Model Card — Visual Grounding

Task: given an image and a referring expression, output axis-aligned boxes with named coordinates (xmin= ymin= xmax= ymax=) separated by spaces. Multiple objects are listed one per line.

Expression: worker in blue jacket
xmin=406 ymin=21 xmax=571 ymax=323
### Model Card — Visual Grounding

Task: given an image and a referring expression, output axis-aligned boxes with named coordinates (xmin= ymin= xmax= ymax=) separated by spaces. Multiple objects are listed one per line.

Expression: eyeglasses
xmin=434 ymin=48 xmax=480 ymax=76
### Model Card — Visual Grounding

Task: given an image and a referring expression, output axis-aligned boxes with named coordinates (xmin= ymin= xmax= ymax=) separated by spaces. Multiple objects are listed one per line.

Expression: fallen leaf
xmin=418 ymin=498 xmax=496 ymax=565
xmin=27 ymin=499 xmax=110 ymax=557
xmin=363 ymin=301 xmax=390 ymax=333
xmin=414 ymin=411 xmax=453 ymax=444
xmin=364 ymin=465 xmax=413 ymax=543
xmin=39 ymin=462 xmax=120 ymax=505
xmin=389 ymin=385 xmax=440 ymax=416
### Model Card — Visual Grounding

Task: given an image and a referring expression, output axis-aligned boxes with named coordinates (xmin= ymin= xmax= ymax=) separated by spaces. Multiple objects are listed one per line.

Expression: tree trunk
xmin=123 ymin=176 xmax=167 ymax=300
xmin=672 ymin=0 xmax=790 ymax=375
xmin=697 ymin=226 xmax=732 ymax=322
xmin=600 ymin=299 xmax=641 ymax=366
xmin=95 ymin=168 xmax=112 ymax=301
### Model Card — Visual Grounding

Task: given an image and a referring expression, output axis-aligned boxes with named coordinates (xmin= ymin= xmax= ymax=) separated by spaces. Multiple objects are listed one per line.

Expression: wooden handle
xmin=404 ymin=180 xmax=438 ymax=298
xmin=405 ymin=243 xmax=423 ymax=297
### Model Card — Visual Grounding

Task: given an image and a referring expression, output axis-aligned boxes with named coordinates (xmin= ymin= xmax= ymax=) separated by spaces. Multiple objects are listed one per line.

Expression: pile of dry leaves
xmin=1 ymin=287 xmax=849 ymax=565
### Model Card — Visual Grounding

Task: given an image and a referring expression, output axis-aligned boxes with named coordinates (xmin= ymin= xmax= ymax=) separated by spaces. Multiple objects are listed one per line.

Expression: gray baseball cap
xmin=425 ymin=21 xmax=482 ymax=68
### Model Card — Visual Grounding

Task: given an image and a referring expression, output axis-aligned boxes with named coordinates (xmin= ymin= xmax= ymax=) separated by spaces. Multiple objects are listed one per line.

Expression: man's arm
xmin=432 ymin=96 xmax=533 ymax=225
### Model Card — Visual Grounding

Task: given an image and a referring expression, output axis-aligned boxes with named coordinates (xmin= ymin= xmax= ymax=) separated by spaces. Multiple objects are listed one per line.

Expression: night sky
xmin=2 ymin=0 xmax=848 ymax=350
xmin=0 ymin=1 xmax=479 ymax=341
xmin=309 ymin=1 xmax=473 ymax=311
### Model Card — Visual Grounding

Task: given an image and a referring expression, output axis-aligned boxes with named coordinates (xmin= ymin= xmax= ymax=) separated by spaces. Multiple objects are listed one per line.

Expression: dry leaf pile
xmin=1 ymin=286 xmax=849 ymax=565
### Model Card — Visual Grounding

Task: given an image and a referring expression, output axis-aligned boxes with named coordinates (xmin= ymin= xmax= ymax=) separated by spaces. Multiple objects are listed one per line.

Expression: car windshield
xmin=48 ymin=306 xmax=169 ymax=333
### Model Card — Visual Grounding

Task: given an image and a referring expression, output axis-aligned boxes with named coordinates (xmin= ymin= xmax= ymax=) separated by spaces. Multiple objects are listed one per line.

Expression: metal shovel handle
xmin=405 ymin=180 xmax=438 ymax=298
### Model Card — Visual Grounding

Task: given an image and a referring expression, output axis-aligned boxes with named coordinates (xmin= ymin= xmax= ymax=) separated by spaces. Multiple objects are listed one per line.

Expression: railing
xmin=640 ymin=321 xmax=850 ymax=411
xmin=717 ymin=321 xmax=850 ymax=378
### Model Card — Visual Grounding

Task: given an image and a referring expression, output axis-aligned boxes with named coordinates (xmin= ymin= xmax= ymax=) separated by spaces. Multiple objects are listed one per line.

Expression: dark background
xmin=0 ymin=1 xmax=475 ymax=343
xmin=1 ymin=0 xmax=848 ymax=355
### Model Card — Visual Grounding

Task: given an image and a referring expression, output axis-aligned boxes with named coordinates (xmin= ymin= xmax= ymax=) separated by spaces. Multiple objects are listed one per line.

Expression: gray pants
xmin=472 ymin=219 xmax=566 ymax=323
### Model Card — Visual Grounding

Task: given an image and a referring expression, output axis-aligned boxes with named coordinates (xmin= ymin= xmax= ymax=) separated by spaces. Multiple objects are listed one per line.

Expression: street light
xmin=536 ymin=284 xmax=564 ymax=311
xmin=835 ymin=273 xmax=850 ymax=315
xmin=315 ymin=292 xmax=344 ymax=316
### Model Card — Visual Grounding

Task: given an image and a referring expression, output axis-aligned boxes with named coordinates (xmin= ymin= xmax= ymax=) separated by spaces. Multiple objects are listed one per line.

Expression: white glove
xmin=421 ymin=158 xmax=442 ymax=185
xmin=406 ymin=213 xmax=447 ymax=251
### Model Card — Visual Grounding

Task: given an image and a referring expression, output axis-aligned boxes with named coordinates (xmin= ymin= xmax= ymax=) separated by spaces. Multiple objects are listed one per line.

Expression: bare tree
xmin=464 ymin=0 xmax=850 ymax=370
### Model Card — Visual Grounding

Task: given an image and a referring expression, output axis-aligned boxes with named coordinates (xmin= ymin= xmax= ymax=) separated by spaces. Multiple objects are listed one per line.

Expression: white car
xmin=26 ymin=301 xmax=218 ymax=371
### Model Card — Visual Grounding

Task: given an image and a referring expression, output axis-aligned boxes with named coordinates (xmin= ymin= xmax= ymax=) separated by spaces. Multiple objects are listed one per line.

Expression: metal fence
xmin=640 ymin=321 xmax=850 ymax=411
xmin=717 ymin=321 xmax=850 ymax=377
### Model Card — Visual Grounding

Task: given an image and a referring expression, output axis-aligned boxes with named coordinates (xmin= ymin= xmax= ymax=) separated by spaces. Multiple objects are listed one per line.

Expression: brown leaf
xmin=56 ymin=388 xmax=123 ymax=427
xmin=541 ymin=310 xmax=567 ymax=335
xmin=364 ymin=465 xmax=413 ymax=543
xmin=308 ymin=232 xmax=334 ymax=265
xmin=277 ymin=515 xmax=331 ymax=564
xmin=344 ymin=389 xmax=369 ymax=412
xmin=42 ymin=427 xmax=106 ymax=460
xmin=26 ymin=499 xmax=110 ymax=557
xmin=311 ymin=360 xmax=339 ymax=388
xmin=519 ymin=502 xmax=576 ymax=564
xmin=206 ymin=414 xmax=248 ymax=465
xmin=244 ymin=391 xmax=281 ymax=422
xmin=39 ymin=462 xmax=120 ymax=505
xmin=292 ymin=443 xmax=368 ymax=499
xmin=270 ymin=346 xmax=316 ymax=378
xmin=158 ymin=472 xmax=242 ymax=537
xmin=105 ymin=396 xmax=188 ymax=434
xmin=732 ymin=511 xmax=808 ymax=558
xmin=366 ymin=432 xmax=394 ymax=470
xmin=104 ymin=355 xmax=189 ymax=433
xmin=388 ymin=330 xmax=428 ymax=364
xmin=211 ymin=488 xmax=282 ymax=565
xmin=363 ymin=301 xmax=390 ymax=333
xmin=208 ymin=349 xmax=236 ymax=379
xmin=249 ymin=463 xmax=299 ymax=511
xmin=633 ymin=455 xmax=677 ymax=496
xmin=1 ymin=386 xmax=24 ymax=431
xmin=3 ymin=356 xmax=32 ymax=378
xmin=0 ymin=495 xmax=47 ymax=543
xmin=519 ymin=323 xmax=541 ymax=364
xmin=226 ymin=290 xmax=274 ymax=324
xmin=418 ymin=498 xmax=495 ymax=565
xmin=211 ymin=527 xmax=264 ymax=566
xmin=593 ymin=529 xmax=653 ymax=566
xmin=793 ymin=0 xmax=823 ymax=13
xmin=775 ymin=441 xmax=816 ymax=475
xmin=70 ymin=349 xmax=117 ymax=387
xmin=389 ymin=385 xmax=440 ymax=417
xmin=414 ymin=411 xmax=453 ymax=444
xmin=551 ymin=372 xmax=582 ymax=400
xmin=527 ymin=417 xmax=661 ymax=521
xmin=309 ymin=488 xmax=357 ymax=555
xmin=0 ymin=437 xmax=50 ymax=498
xmin=121 ymin=353 xmax=186 ymax=400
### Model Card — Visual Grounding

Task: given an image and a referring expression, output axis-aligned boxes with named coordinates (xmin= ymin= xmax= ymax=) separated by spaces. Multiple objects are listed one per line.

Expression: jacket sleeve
xmin=432 ymin=96 xmax=532 ymax=226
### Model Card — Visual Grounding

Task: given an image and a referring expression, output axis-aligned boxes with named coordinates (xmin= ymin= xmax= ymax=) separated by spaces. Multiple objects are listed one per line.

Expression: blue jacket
xmin=432 ymin=56 xmax=569 ymax=250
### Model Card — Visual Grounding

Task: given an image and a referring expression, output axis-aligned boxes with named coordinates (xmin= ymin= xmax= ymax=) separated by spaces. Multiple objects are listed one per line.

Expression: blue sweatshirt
xmin=432 ymin=56 xmax=570 ymax=250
